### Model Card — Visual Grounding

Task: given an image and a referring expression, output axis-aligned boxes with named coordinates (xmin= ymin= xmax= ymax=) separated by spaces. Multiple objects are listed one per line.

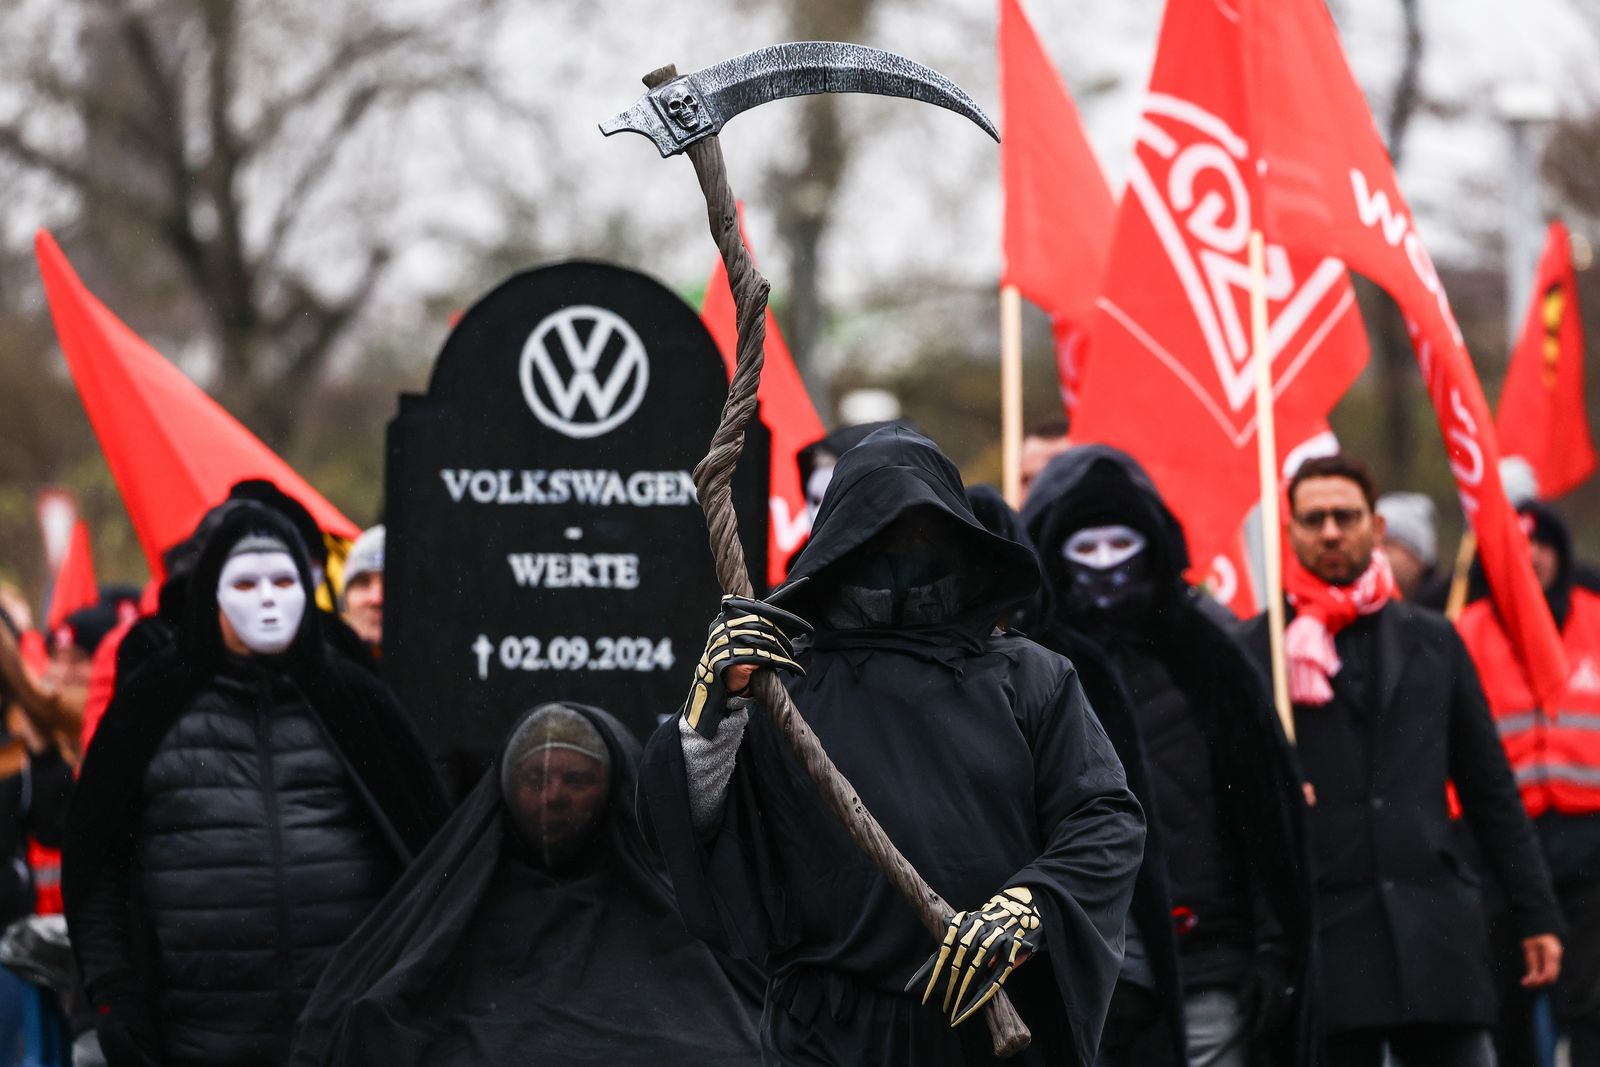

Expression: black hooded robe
xmin=1022 ymin=445 xmax=1317 ymax=1067
xmin=63 ymin=503 xmax=448 ymax=1066
xmin=640 ymin=428 xmax=1145 ymax=1067
xmin=290 ymin=703 xmax=762 ymax=1066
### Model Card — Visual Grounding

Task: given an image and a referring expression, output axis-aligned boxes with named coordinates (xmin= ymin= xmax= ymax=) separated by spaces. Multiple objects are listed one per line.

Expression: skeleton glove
xmin=910 ymin=885 xmax=1042 ymax=1027
xmin=682 ymin=594 xmax=811 ymax=739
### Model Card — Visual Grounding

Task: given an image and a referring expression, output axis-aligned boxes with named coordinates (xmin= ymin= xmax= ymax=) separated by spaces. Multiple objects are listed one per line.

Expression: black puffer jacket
xmin=64 ymin=503 xmax=448 ymax=1067
xmin=134 ymin=669 xmax=394 ymax=1063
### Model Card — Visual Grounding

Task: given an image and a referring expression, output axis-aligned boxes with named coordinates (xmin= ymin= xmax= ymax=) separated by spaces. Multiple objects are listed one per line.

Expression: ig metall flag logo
xmin=520 ymin=305 xmax=650 ymax=439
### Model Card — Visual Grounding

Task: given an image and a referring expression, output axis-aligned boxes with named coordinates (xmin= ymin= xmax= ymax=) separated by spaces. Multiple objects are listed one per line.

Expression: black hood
xmin=795 ymin=420 xmax=910 ymax=489
xmin=289 ymin=700 xmax=761 ymax=1066
xmin=1022 ymin=444 xmax=1192 ymax=605
xmin=1521 ymin=500 xmax=1575 ymax=623
xmin=776 ymin=427 xmax=1039 ymax=628
xmin=180 ymin=501 xmax=323 ymax=668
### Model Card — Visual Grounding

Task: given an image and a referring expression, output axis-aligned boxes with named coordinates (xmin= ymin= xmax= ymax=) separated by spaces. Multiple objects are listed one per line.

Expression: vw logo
xmin=519 ymin=305 xmax=650 ymax=439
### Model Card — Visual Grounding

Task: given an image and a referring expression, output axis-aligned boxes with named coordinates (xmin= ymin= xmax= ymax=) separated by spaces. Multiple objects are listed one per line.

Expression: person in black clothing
xmin=291 ymin=700 xmax=762 ymax=1065
xmin=62 ymin=502 xmax=448 ymax=1067
xmin=639 ymin=427 xmax=1144 ymax=1067
xmin=1023 ymin=446 xmax=1314 ymax=1067
xmin=1241 ymin=453 xmax=1563 ymax=1067
xmin=0 ymin=607 xmax=74 ymax=927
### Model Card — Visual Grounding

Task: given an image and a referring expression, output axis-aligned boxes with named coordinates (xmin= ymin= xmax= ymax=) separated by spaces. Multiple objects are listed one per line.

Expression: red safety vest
xmin=1458 ymin=586 xmax=1600 ymax=817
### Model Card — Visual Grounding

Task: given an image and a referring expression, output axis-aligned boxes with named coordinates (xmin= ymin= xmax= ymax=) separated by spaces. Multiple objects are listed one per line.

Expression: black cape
xmin=1022 ymin=445 xmax=1317 ymax=1067
xmin=290 ymin=703 xmax=762 ymax=1066
xmin=63 ymin=503 xmax=448 ymax=1002
xmin=640 ymin=427 xmax=1145 ymax=1067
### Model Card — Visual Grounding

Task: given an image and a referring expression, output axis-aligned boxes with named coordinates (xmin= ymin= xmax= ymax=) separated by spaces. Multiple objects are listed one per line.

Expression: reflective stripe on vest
xmin=1459 ymin=586 xmax=1600 ymax=816
xmin=1517 ymin=762 xmax=1600 ymax=787
xmin=1497 ymin=711 xmax=1538 ymax=738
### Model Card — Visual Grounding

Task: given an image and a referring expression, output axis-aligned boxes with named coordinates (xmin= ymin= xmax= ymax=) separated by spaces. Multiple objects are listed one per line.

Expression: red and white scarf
xmin=1283 ymin=550 xmax=1397 ymax=706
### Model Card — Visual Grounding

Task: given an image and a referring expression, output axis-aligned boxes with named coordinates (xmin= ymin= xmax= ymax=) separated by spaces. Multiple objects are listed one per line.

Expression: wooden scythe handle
xmin=643 ymin=65 xmax=1031 ymax=1058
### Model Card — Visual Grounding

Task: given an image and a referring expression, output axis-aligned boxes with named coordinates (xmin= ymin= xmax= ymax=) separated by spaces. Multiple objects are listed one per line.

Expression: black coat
xmin=639 ymin=428 xmax=1145 ymax=1067
xmin=291 ymin=703 xmax=761 ymax=1066
xmin=0 ymin=745 xmax=73 ymax=928
xmin=1023 ymin=446 xmax=1316 ymax=1067
xmin=1241 ymin=600 xmax=1563 ymax=1031
xmin=63 ymin=504 xmax=449 ymax=1064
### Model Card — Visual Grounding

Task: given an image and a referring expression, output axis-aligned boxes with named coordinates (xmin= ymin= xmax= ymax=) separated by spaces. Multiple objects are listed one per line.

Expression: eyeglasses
xmin=1292 ymin=507 xmax=1368 ymax=532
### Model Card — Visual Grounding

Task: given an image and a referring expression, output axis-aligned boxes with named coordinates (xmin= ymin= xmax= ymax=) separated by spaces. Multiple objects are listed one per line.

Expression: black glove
xmin=95 ymin=991 xmax=161 ymax=1066
xmin=909 ymin=886 xmax=1042 ymax=1026
xmin=1239 ymin=945 xmax=1294 ymax=1040
xmin=682 ymin=594 xmax=810 ymax=739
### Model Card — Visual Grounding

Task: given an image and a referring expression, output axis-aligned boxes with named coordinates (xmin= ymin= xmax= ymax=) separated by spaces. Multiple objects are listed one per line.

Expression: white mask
xmin=217 ymin=551 xmax=306 ymax=655
xmin=805 ymin=462 xmax=837 ymax=522
xmin=1063 ymin=525 xmax=1147 ymax=571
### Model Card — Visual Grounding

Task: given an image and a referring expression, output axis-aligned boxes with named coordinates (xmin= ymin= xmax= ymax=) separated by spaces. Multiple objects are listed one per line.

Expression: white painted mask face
xmin=1063 ymin=525 xmax=1147 ymax=571
xmin=217 ymin=551 xmax=306 ymax=655
xmin=805 ymin=462 xmax=837 ymax=522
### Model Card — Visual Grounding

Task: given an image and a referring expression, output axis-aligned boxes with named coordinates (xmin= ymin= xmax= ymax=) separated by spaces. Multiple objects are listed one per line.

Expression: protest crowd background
xmin=1 ymin=0 xmax=1600 ymax=1065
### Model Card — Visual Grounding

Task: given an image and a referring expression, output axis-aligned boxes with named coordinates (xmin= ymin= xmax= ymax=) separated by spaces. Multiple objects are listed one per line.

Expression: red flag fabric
xmin=1071 ymin=0 xmax=1369 ymax=616
xmin=701 ymin=210 xmax=826 ymax=589
xmin=45 ymin=520 xmax=98 ymax=633
xmin=1236 ymin=0 xmax=1566 ymax=699
xmin=1497 ymin=221 xmax=1596 ymax=498
xmin=35 ymin=230 xmax=359 ymax=579
xmin=998 ymin=0 xmax=1115 ymax=416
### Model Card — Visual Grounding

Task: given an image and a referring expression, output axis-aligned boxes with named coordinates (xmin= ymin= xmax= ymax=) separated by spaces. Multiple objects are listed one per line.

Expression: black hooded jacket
xmin=290 ymin=703 xmax=761 ymax=1066
xmin=640 ymin=428 xmax=1145 ymax=1067
xmin=1023 ymin=446 xmax=1316 ymax=1067
xmin=64 ymin=503 xmax=448 ymax=1067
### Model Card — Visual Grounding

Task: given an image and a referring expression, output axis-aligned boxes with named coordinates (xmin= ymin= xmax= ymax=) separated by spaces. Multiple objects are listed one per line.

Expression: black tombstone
xmin=385 ymin=260 xmax=768 ymax=781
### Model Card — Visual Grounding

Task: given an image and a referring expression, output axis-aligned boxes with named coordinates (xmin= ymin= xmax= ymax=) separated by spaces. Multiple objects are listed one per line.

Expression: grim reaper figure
xmin=640 ymin=426 xmax=1145 ymax=1066
xmin=291 ymin=702 xmax=762 ymax=1066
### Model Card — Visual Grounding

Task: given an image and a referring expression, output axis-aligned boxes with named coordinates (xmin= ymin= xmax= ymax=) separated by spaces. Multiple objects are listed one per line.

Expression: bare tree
xmin=763 ymin=0 xmax=882 ymax=413
xmin=1364 ymin=0 xmax=1426 ymax=488
xmin=0 ymin=0 xmax=504 ymax=445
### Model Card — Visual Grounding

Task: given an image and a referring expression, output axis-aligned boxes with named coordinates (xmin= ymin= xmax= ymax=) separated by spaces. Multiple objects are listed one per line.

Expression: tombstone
xmin=385 ymin=261 xmax=769 ymax=781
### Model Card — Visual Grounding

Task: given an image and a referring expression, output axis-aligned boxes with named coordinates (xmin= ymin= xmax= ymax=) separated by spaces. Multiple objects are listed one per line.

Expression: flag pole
xmin=1001 ymin=284 xmax=1025 ymax=507
xmin=1250 ymin=230 xmax=1296 ymax=744
xmin=1444 ymin=530 xmax=1477 ymax=620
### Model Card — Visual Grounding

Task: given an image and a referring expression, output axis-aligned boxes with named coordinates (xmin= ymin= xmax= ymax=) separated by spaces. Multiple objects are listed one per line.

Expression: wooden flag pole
xmin=1250 ymin=230 xmax=1296 ymax=744
xmin=1444 ymin=530 xmax=1478 ymax=620
xmin=1001 ymin=285 xmax=1024 ymax=508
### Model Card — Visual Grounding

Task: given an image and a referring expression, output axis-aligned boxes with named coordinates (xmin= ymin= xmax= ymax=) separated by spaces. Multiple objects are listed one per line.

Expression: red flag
xmin=1072 ymin=0 xmax=1369 ymax=616
xmin=1497 ymin=221 xmax=1595 ymax=498
xmin=998 ymin=0 xmax=1116 ymax=416
xmin=1237 ymin=0 xmax=1566 ymax=698
xmin=35 ymin=230 xmax=360 ymax=579
xmin=45 ymin=520 xmax=98 ymax=632
xmin=701 ymin=209 xmax=826 ymax=588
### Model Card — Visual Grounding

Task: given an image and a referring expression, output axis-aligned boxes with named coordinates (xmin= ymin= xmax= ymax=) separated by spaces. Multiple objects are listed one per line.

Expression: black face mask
xmin=826 ymin=514 xmax=967 ymax=627
xmin=1063 ymin=552 xmax=1155 ymax=624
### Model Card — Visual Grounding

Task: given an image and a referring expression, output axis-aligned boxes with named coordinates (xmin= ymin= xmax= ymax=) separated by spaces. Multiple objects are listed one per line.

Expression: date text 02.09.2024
xmin=471 ymin=635 xmax=676 ymax=680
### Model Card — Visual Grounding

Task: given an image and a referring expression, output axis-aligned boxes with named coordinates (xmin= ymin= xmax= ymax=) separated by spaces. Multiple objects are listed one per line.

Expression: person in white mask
xmin=215 ymin=534 xmax=307 ymax=656
xmin=63 ymin=502 xmax=446 ymax=1067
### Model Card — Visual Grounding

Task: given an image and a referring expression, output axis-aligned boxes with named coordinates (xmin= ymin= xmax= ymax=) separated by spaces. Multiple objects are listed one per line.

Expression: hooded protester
xmin=1458 ymin=502 xmax=1600 ymax=1067
xmin=1022 ymin=446 xmax=1315 ymax=1067
xmin=227 ymin=478 xmax=380 ymax=674
xmin=640 ymin=426 xmax=1145 ymax=1067
xmin=63 ymin=502 xmax=448 ymax=1067
xmin=291 ymin=701 xmax=762 ymax=1065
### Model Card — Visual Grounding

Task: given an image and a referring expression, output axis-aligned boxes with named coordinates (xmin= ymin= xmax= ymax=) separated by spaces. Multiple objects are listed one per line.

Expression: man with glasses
xmin=1241 ymin=454 xmax=1563 ymax=1067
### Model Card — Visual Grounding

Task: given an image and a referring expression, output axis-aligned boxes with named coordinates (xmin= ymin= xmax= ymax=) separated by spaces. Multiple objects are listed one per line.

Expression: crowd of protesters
xmin=0 ymin=420 xmax=1588 ymax=1067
